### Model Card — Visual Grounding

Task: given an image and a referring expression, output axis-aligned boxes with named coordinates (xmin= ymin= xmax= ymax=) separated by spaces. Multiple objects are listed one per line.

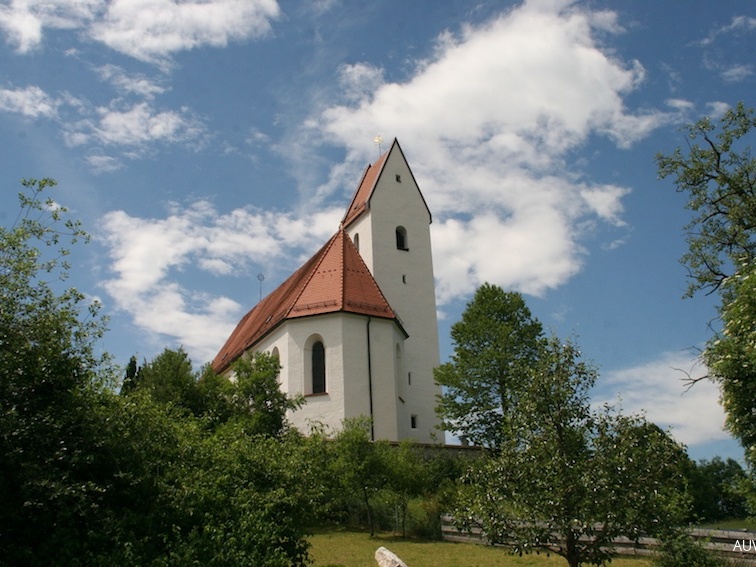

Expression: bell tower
xmin=342 ymin=139 xmax=441 ymax=442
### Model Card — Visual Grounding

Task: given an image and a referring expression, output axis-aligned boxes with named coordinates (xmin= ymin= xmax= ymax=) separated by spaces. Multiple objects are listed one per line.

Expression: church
xmin=212 ymin=139 xmax=442 ymax=443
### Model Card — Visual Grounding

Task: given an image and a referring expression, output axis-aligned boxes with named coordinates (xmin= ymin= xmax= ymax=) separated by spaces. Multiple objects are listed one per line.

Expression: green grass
xmin=308 ymin=529 xmax=653 ymax=567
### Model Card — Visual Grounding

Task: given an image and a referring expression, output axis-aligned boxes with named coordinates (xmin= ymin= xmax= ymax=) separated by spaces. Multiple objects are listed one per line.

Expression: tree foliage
xmin=453 ymin=337 xmax=688 ymax=567
xmin=686 ymin=457 xmax=747 ymax=522
xmin=657 ymin=102 xmax=756 ymax=463
xmin=653 ymin=531 xmax=728 ymax=567
xmin=122 ymin=347 xmax=302 ymax=438
xmin=331 ymin=417 xmax=389 ymax=536
xmin=0 ymin=179 xmax=320 ymax=565
xmin=0 ymin=178 xmax=115 ymax=563
xmin=435 ymin=283 xmax=544 ymax=449
xmin=229 ymin=352 xmax=304 ymax=437
xmin=704 ymin=262 xmax=756 ymax=463
xmin=656 ymin=102 xmax=756 ymax=297
xmin=128 ymin=346 xmax=198 ymax=408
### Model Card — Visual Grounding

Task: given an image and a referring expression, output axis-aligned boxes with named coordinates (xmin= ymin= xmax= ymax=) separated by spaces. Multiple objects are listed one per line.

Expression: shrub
xmin=653 ymin=531 xmax=726 ymax=567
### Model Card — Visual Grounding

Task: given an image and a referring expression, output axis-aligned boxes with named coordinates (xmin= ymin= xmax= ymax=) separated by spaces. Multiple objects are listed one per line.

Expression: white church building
xmin=212 ymin=139 xmax=442 ymax=443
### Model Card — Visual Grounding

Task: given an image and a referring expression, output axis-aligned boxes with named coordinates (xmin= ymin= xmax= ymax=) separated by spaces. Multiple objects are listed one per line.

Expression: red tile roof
xmin=212 ymin=228 xmax=400 ymax=374
xmin=342 ymin=149 xmax=389 ymax=227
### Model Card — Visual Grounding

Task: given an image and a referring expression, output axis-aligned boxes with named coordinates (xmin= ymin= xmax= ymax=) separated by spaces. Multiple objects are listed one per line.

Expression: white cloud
xmin=0 ymin=85 xmax=60 ymax=118
xmin=85 ymin=154 xmax=123 ymax=174
xmin=64 ymin=102 xmax=206 ymax=148
xmin=96 ymin=65 xmax=168 ymax=99
xmin=0 ymin=80 xmax=205 ymax=161
xmin=337 ymin=63 xmax=385 ymax=102
xmin=99 ymin=2 xmax=683 ymax=359
xmin=307 ymin=0 xmax=675 ymax=303
xmin=432 ymin=185 xmax=586 ymax=300
xmin=700 ymin=15 xmax=756 ymax=46
xmin=90 ymin=0 xmax=281 ymax=67
xmin=665 ymin=98 xmax=694 ymax=112
xmin=0 ymin=0 xmax=280 ymax=66
xmin=721 ymin=64 xmax=753 ymax=83
xmin=595 ymin=351 xmax=728 ymax=448
xmin=580 ymin=185 xmax=629 ymax=225
xmin=99 ymin=201 xmax=342 ymax=363
xmin=0 ymin=0 xmax=103 ymax=53
xmin=706 ymin=101 xmax=731 ymax=118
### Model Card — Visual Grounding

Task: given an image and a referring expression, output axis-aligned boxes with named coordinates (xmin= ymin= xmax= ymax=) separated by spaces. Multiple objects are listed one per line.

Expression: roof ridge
xmin=342 ymin=144 xmax=392 ymax=227
xmin=340 ymin=229 xmax=397 ymax=320
xmin=342 ymin=163 xmax=372 ymax=222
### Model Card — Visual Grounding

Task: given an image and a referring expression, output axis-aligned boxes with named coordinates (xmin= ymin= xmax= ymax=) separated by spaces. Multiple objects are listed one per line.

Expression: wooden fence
xmin=441 ymin=515 xmax=756 ymax=564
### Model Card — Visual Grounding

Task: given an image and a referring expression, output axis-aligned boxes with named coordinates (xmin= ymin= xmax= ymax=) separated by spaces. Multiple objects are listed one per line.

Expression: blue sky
xmin=1 ymin=0 xmax=754 ymax=461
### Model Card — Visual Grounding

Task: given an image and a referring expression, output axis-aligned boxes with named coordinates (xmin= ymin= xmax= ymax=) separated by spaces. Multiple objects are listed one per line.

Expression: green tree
xmin=435 ymin=284 xmax=544 ymax=449
xmin=96 ymin=391 xmax=204 ymax=563
xmin=656 ymin=102 xmax=756 ymax=297
xmin=653 ymin=531 xmax=727 ymax=567
xmin=0 ymin=178 xmax=115 ymax=563
xmin=687 ymin=457 xmax=747 ymax=522
xmin=0 ymin=179 xmax=318 ymax=566
xmin=120 ymin=354 xmax=140 ymax=393
xmin=99 ymin=392 xmax=319 ymax=566
xmin=195 ymin=362 xmax=237 ymax=426
xmin=704 ymin=263 xmax=756 ymax=464
xmin=453 ymin=337 xmax=688 ymax=567
xmin=132 ymin=346 xmax=199 ymax=410
xmin=170 ymin=423 xmax=317 ymax=566
xmin=382 ymin=440 xmax=430 ymax=537
xmin=656 ymin=102 xmax=756 ymax=463
xmin=229 ymin=352 xmax=304 ymax=437
xmin=332 ymin=417 xmax=389 ymax=536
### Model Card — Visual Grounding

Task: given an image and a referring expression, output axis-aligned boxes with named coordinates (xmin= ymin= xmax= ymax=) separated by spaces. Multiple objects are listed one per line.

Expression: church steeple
xmin=342 ymin=138 xmax=441 ymax=441
xmin=343 ymin=138 xmax=432 ymax=230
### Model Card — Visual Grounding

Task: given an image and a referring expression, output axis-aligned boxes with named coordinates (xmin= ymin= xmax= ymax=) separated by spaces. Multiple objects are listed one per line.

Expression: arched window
xmin=312 ymin=341 xmax=326 ymax=394
xmin=353 ymin=233 xmax=360 ymax=252
xmin=271 ymin=346 xmax=280 ymax=359
xmin=395 ymin=226 xmax=408 ymax=250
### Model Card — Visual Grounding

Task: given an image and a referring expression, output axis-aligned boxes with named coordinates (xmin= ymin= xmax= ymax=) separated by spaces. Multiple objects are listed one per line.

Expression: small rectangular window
xmin=410 ymin=415 xmax=418 ymax=429
xmin=395 ymin=226 xmax=408 ymax=250
xmin=408 ymin=372 xmax=411 ymax=385
xmin=395 ymin=174 xmax=401 ymax=182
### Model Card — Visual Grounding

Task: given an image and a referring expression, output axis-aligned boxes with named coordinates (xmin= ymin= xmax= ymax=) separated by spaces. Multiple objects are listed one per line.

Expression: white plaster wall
xmin=342 ymin=315 xmax=401 ymax=440
xmin=238 ymin=312 xmax=411 ymax=441
xmin=364 ymin=147 xmax=443 ymax=443
xmin=281 ymin=313 xmax=347 ymax=435
xmin=345 ymin=213 xmax=373 ymax=274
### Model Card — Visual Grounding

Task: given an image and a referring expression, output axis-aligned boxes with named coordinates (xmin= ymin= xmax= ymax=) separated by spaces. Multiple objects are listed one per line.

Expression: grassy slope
xmin=308 ymin=530 xmax=653 ymax=567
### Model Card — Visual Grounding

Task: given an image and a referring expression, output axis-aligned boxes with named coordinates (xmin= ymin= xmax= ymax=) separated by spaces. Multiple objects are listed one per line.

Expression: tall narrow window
xmin=353 ymin=233 xmax=360 ymax=252
xmin=395 ymin=226 xmax=408 ymax=250
xmin=312 ymin=341 xmax=326 ymax=394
